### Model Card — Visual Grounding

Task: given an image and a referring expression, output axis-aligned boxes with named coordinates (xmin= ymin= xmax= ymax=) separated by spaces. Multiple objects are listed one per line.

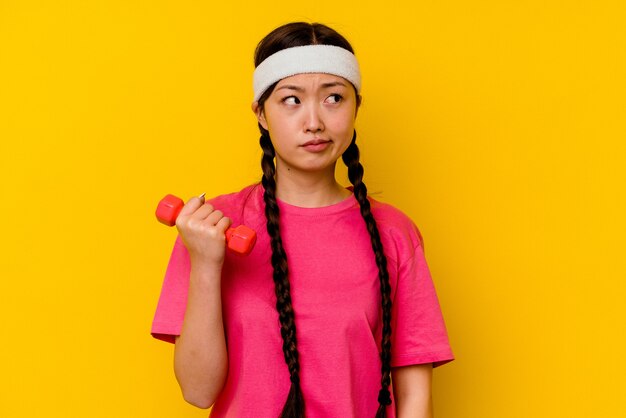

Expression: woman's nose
xmin=303 ymin=103 xmax=324 ymax=132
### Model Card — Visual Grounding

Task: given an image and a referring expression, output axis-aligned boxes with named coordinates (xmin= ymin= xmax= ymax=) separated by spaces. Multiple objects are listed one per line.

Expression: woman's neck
xmin=274 ymin=164 xmax=351 ymax=208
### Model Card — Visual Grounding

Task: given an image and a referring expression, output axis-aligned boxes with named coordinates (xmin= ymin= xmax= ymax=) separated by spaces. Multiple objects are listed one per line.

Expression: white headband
xmin=252 ymin=44 xmax=361 ymax=102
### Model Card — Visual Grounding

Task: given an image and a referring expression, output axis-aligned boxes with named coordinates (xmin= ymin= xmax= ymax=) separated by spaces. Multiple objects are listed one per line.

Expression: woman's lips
xmin=301 ymin=139 xmax=331 ymax=152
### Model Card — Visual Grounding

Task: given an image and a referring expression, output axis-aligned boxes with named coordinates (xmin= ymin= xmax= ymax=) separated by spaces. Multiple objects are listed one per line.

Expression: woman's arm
xmin=392 ymin=363 xmax=434 ymax=418
xmin=172 ymin=197 xmax=231 ymax=408
xmin=173 ymin=264 xmax=228 ymax=409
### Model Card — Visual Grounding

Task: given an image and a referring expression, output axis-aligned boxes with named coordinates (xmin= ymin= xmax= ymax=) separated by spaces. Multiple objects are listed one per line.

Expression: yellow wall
xmin=1 ymin=1 xmax=624 ymax=417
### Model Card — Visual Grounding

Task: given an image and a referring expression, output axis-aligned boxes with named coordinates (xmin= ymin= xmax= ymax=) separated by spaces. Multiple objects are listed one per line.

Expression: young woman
xmin=152 ymin=22 xmax=454 ymax=418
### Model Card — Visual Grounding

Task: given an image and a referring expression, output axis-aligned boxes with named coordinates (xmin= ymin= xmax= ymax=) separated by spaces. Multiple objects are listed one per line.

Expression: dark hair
xmin=255 ymin=22 xmax=393 ymax=418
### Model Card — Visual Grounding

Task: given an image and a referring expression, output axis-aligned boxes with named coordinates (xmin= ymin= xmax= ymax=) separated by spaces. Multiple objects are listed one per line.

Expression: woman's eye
xmin=326 ymin=94 xmax=343 ymax=104
xmin=282 ymin=96 xmax=300 ymax=105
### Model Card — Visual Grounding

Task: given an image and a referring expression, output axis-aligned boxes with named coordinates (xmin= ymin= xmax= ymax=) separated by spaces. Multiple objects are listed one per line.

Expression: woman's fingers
xmin=176 ymin=194 xmax=229 ymax=229
xmin=204 ymin=208 xmax=223 ymax=225
xmin=177 ymin=194 xmax=206 ymax=220
xmin=215 ymin=215 xmax=232 ymax=233
xmin=189 ymin=202 xmax=215 ymax=221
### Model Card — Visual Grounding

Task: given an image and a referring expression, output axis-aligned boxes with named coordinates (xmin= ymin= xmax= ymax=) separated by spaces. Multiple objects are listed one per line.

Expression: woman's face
xmin=253 ymin=73 xmax=360 ymax=175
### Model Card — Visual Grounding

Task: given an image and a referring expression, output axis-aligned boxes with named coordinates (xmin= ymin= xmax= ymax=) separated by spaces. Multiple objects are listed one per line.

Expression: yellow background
xmin=1 ymin=1 xmax=624 ymax=417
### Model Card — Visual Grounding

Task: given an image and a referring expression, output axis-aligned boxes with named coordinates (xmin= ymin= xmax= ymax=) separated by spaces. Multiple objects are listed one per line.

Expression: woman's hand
xmin=175 ymin=194 xmax=232 ymax=268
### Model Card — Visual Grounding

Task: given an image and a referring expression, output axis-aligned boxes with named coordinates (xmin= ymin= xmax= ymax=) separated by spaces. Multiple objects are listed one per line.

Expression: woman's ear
xmin=355 ymin=94 xmax=363 ymax=118
xmin=251 ymin=101 xmax=269 ymax=130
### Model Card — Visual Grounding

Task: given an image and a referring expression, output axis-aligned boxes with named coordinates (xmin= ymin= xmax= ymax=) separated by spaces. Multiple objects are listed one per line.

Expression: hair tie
xmin=252 ymin=44 xmax=361 ymax=102
xmin=377 ymin=388 xmax=392 ymax=406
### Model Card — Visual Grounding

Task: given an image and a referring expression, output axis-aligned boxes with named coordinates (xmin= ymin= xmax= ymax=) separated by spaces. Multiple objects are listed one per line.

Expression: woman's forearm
xmin=173 ymin=264 xmax=228 ymax=408
xmin=392 ymin=363 xmax=434 ymax=418
xmin=395 ymin=393 xmax=433 ymax=418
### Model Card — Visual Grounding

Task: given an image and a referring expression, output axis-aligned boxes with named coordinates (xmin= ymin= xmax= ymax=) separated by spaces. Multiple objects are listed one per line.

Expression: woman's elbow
xmin=174 ymin=368 xmax=227 ymax=409
xmin=180 ymin=388 xmax=215 ymax=409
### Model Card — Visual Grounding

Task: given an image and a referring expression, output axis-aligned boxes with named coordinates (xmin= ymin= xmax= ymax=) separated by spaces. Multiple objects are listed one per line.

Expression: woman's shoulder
xmin=206 ymin=183 xmax=265 ymax=226
xmin=368 ymin=195 xmax=425 ymax=258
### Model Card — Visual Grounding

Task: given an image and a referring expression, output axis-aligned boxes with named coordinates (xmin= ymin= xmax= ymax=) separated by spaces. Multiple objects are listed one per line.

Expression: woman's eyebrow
xmin=320 ymin=81 xmax=347 ymax=89
xmin=275 ymin=81 xmax=347 ymax=92
xmin=276 ymin=84 xmax=304 ymax=92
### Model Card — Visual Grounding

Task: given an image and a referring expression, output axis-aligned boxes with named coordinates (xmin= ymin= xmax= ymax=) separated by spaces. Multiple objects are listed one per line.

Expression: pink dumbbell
xmin=156 ymin=194 xmax=256 ymax=255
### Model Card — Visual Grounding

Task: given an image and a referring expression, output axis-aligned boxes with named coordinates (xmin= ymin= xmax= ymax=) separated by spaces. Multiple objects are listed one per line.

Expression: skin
xmin=393 ymin=364 xmax=434 ymax=418
xmin=172 ymin=72 xmax=434 ymax=417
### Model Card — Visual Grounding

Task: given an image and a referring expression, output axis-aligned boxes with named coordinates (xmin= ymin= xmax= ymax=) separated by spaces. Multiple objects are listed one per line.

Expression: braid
xmin=260 ymin=130 xmax=305 ymax=418
xmin=342 ymin=131 xmax=393 ymax=418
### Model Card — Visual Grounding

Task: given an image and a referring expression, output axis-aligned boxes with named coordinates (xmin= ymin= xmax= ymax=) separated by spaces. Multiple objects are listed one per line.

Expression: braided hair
xmin=342 ymin=132 xmax=393 ymax=417
xmin=260 ymin=130 xmax=305 ymax=417
xmin=255 ymin=22 xmax=393 ymax=418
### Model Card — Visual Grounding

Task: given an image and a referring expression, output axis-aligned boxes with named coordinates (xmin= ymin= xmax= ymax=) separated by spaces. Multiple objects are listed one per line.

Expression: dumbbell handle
xmin=156 ymin=194 xmax=256 ymax=256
